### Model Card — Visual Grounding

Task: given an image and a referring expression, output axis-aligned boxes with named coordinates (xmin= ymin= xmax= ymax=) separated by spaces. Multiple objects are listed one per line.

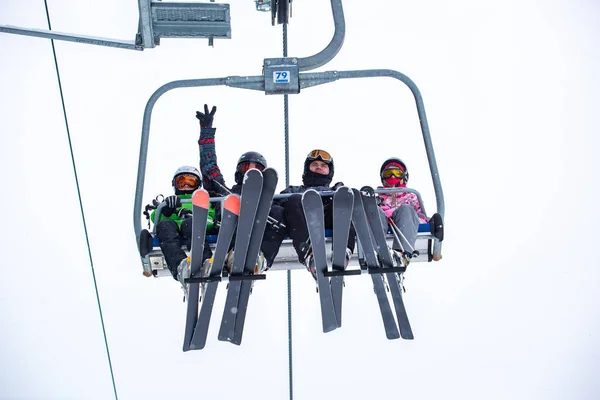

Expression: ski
xmin=230 ymin=167 xmax=278 ymax=345
xmin=218 ymin=169 xmax=263 ymax=342
xmin=331 ymin=186 xmax=354 ymax=328
xmin=302 ymin=189 xmax=338 ymax=333
xmin=182 ymin=188 xmax=210 ymax=351
xmin=187 ymin=194 xmax=241 ymax=350
xmin=351 ymin=188 xmax=400 ymax=340
xmin=361 ymin=186 xmax=414 ymax=340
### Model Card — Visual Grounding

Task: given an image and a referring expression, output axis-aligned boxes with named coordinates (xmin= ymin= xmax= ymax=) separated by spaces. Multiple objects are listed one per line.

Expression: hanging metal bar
xmin=0 ymin=1 xmax=231 ymax=50
xmin=295 ymin=0 xmax=345 ymax=71
xmin=0 ymin=25 xmax=142 ymax=50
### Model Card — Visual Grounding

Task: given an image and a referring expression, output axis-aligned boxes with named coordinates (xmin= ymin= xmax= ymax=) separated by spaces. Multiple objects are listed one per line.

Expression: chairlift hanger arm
xmin=295 ymin=0 xmax=345 ymax=72
xmin=0 ymin=25 xmax=143 ymax=50
xmin=297 ymin=69 xmax=444 ymax=217
xmin=0 ymin=1 xmax=231 ymax=50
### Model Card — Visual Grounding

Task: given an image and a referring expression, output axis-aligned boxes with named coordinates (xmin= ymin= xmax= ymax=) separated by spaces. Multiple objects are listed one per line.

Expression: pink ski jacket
xmin=377 ymin=188 xmax=428 ymax=223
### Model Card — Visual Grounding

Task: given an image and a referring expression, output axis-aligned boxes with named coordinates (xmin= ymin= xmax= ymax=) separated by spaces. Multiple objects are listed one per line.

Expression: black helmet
xmin=380 ymin=157 xmax=409 ymax=184
xmin=235 ymin=151 xmax=267 ymax=184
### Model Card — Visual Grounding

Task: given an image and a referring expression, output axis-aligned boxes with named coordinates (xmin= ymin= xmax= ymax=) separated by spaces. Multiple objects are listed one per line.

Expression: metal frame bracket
xmin=263 ymin=58 xmax=300 ymax=95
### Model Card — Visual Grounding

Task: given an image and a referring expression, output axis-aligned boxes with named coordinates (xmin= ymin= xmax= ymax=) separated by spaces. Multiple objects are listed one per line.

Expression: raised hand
xmin=196 ymin=104 xmax=217 ymax=128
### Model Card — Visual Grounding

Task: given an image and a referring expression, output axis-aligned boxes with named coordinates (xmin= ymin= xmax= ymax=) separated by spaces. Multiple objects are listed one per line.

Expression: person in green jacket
xmin=152 ymin=166 xmax=215 ymax=287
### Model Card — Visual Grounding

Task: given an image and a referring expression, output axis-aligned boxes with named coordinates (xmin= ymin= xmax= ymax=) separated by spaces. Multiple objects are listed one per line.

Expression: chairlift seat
xmin=142 ymin=223 xmax=435 ymax=278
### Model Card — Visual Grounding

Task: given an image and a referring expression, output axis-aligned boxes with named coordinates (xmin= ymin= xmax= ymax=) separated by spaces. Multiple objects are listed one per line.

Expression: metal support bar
xmin=137 ymin=0 xmax=154 ymax=48
xmin=0 ymin=25 xmax=142 ymax=50
xmin=296 ymin=0 xmax=345 ymax=71
xmin=264 ymin=58 xmax=300 ymax=94
xmin=0 ymin=1 xmax=230 ymax=50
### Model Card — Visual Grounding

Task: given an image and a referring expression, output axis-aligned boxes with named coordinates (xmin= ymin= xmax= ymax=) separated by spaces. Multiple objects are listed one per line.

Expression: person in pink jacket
xmin=377 ymin=157 xmax=427 ymax=262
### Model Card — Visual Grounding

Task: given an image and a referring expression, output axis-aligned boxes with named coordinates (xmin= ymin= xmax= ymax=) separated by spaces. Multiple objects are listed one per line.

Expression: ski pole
xmin=387 ymin=217 xmax=416 ymax=254
xmin=206 ymin=175 xmax=233 ymax=196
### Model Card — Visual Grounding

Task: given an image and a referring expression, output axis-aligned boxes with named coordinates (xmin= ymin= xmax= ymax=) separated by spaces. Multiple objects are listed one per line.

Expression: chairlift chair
xmin=134 ymin=0 xmax=445 ymax=278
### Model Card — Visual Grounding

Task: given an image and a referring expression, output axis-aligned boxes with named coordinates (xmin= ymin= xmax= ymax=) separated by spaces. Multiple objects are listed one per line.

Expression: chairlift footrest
xmin=324 ymin=266 xmax=405 ymax=277
xmin=186 ymin=274 xmax=266 ymax=284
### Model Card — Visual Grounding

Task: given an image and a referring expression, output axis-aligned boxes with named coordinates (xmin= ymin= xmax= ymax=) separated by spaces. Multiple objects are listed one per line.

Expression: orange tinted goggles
xmin=307 ymin=149 xmax=332 ymax=162
xmin=238 ymin=161 xmax=265 ymax=174
xmin=175 ymin=174 xmax=200 ymax=188
xmin=381 ymin=168 xmax=405 ymax=179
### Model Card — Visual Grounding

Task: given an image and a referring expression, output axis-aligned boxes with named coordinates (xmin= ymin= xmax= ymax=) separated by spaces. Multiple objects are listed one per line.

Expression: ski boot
xmin=223 ymin=250 xmax=235 ymax=289
xmin=345 ymin=248 xmax=352 ymax=267
xmin=302 ymin=253 xmax=320 ymax=292
xmin=392 ymin=249 xmax=419 ymax=271
xmin=177 ymin=256 xmax=191 ymax=301
xmin=330 ymin=247 xmax=353 ymax=288
xmin=332 ymin=247 xmax=353 ymax=268
xmin=199 ymin=257 xmax=212 ymax=302
xmin=303 ymin=253 xmax=317 ymax=281
xmin=254 ymin=252 xmax=268 ymax=275
xmin=250 ymin=252 xmax=268 ymax=294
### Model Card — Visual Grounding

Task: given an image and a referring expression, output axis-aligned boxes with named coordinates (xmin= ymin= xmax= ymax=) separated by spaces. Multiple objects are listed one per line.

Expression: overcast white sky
xmin=1 ymin=0 xmax=599 ymax=399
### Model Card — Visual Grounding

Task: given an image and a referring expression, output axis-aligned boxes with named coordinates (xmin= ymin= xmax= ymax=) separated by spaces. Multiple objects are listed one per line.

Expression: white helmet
xmin=172 ymin=166 xmax=201 ymax=194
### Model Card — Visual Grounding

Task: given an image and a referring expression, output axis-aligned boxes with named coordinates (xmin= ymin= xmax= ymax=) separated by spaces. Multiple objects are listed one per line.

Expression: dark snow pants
xmin=224 ymin=203 xmax=286 ymax=270
xmin=155 ymin=218 xmax=212 ymax=280
xmin=260 ymin=204 xmax=287 ymax=269
xmin=283 ymin=194 xmax=356 ymax=263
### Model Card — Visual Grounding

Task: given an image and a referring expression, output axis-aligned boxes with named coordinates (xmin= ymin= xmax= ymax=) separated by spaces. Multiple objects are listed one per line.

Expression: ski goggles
xmin=238 ymin=161 xmax=265 ymax=174
xmin=174 ymin=174 xmax=200 ymax=188
xmin=381 ymin=168 xmax=406 ymax=179
xmin=306 ymin=149 xmax=332 ymax=163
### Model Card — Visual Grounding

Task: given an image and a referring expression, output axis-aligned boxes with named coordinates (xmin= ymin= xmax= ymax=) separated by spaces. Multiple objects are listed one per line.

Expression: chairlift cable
xmin=282 ymin=21 xmax=294 ymax=400
xmin=43 ymin=1 xmax=119 ymax=399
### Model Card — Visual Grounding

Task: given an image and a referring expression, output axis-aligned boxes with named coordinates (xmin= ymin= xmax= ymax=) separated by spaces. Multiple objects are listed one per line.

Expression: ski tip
xmin=192 ymin=188 xmax=210 ymax=207
xmin=223 ymin=194 xmax=241 ymax=215
xmin=243 ymin=168 xmax=262 ymax=182
xmin=263 ymin=167 xmax=278 ymax=178
xmin=359 ymin=186 xmax=375 ymax=196
xmin=302 ymin=188 xmax=319 ymax=197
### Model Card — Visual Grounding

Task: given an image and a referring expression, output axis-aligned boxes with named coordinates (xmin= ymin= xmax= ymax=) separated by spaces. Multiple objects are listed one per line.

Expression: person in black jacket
xmin=196 ymin=104 xmax=286 ymax=271
xmin=277 ymin=149 xmax=356 ymax=279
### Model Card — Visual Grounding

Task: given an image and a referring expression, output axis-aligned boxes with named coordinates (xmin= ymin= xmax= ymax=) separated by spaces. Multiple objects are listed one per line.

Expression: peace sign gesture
xmin=196 ymin=104 xmax=217 ymax=128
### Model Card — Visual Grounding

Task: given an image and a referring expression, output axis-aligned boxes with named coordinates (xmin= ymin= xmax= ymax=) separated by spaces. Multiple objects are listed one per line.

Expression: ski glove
xmin=331 ymin=181 xmax=344 ymax=191
xmin=196 ymin=104 xmax=217 ymax=128
xmin=165 ymin=195 xmax=181 ymax=209
xmin=177 ymin=208 xmax=192 ymax=219
xmin=381 ymin=205 xmax=394 ymax=218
